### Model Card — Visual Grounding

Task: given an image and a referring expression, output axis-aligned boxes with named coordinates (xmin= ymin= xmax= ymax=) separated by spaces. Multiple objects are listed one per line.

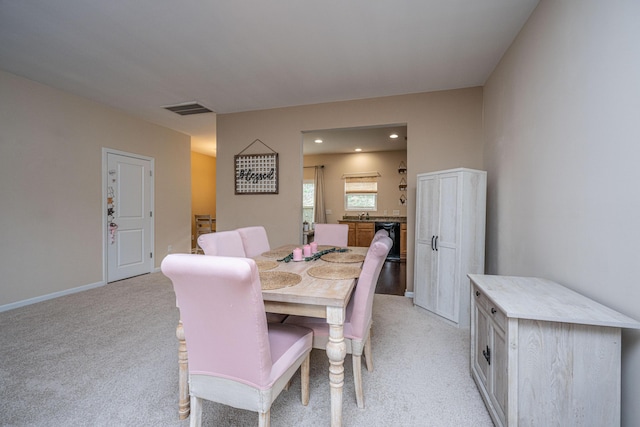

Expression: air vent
xmin=164 ymin=102 xmax=213 ymax=116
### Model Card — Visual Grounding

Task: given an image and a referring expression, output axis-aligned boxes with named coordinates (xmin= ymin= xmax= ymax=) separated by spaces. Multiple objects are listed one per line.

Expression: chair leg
xmin=259 ymin=410 xmax=271 ymax=427
xmin=301 ymin=353 xmax=310 ymax=406
xmin=363 ymin=331 xmax=374 ymax=372
xmin=352 ymin=353 xmax=364 ymax=408
xmin=189 ymin=396 xmax=202 ymax=427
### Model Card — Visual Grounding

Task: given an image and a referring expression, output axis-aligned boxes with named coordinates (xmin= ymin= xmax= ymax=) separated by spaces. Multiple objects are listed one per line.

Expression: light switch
xmin=393 ymin=210 xmax=400 ymax=216
xmin=326 ymin=209 xmax=332 ymax=215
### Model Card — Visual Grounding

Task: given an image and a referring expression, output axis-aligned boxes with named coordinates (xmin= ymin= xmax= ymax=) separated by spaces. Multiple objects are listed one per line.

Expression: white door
xmin=106 ymin=152 xmax=154 ymax=282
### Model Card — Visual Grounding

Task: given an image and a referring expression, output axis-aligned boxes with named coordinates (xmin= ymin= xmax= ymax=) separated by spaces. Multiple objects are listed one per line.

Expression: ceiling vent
xmin=164 ymin=102 xmax=214 ymax=116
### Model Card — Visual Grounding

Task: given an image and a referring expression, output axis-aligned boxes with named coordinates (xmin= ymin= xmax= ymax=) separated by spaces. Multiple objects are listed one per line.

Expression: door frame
xmin=102 ymin=147 xmax=155 ymax=283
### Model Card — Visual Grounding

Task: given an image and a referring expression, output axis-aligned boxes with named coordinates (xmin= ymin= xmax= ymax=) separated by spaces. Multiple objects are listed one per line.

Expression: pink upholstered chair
xmin=284 ymin=236 xmax=392 ymax=408
xmin=161 ymin=254 xmax=313 ymax=427
xmin=237 ymin=226 xmax=271 ymax=258
xmin=313 ymin=223 xmax=349 ymax=247
xmin=199 ymin=229 xmax=286 ymax=323
xmin=371 ymin=228 xmax=389 ymax=244
xmin=197 ymin=230 xmax=246 ymax=257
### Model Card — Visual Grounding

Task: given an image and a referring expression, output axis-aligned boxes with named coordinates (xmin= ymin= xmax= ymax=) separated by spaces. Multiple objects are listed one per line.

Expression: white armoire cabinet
xmin=413 ymin=168 xmax=486 ymax=328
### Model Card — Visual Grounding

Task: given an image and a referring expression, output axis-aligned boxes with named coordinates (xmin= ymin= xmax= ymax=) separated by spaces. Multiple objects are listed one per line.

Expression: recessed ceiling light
xmin=314 ymin=139 xmax=323 ymax=143
xmin=355 ymin=148 xmax=362 ymax=152
xmin=390 ymin=133 xmax=399 ymax=139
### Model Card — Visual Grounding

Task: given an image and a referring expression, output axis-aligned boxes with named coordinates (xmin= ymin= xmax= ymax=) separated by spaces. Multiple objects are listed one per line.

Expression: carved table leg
xmin=326 ymin=308 xmax=346 ymax=427
xmin=176 ymin=320 xmax=190 ymax=420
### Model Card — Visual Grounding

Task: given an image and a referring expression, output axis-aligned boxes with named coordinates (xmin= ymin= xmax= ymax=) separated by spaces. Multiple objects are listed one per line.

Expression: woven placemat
xmin=321 ymin=252 xmax=365 ymax=263
xmin=307 ymin=265 xmax=361 ymax=280
xmin=255 ymin=260 xmax=278 ymax=271
xmin=259 ymin=271 xmax=302 ymax=290
xmin=261 ymin=245 xmax=298 ymax=259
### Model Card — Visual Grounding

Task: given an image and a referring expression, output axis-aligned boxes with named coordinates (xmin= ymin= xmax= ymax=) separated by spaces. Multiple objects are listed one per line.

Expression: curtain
xmin=314 ymin=166 xmax=326 ymax=224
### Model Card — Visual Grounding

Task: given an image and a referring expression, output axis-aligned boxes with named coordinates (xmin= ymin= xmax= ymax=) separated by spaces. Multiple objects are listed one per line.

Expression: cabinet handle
xmin=434 ymin=235 xmax=438 ymax=251
xmin=475 ymin=291 xmax=480 ymax=297
xmin=491 ymin=308 xmax=497 ymax=314
xmin=431 ymin=235 xmax=435 ymax=251
xmin=482 ymin=345 xmax=491 ymax=365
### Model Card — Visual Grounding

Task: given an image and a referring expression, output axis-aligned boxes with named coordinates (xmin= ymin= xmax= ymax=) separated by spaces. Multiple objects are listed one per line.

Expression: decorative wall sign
xmin=235 ymin=139 xmax=279 ymax=194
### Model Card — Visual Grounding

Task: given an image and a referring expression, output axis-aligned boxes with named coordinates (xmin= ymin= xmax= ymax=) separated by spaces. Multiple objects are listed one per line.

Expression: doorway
xmin=103 ymin=149 xmax=154 ymax=282
xmin=302 ymin=124 xmax=408 ymax=293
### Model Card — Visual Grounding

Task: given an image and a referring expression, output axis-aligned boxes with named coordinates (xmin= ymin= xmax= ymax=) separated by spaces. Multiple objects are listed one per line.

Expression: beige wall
xmin=0 ymin=70 xmax=192 ymax=308
xmin=483 ymin=0 xmax=640 ymax=424
xmin=191 ymin=152 xmax=217 ymax=249
xmin=304 ymin=150 xmax=408 ymax=221
xmin=216 ymin=87 xmax=484 ymax=293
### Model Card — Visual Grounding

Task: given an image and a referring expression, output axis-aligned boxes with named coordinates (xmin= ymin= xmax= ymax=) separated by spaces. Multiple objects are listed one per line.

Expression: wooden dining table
xmin=175 ymin=245 xmax=367 ymax=427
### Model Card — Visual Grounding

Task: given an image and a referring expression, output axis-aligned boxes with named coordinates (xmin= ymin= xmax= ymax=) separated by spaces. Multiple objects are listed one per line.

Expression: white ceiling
xmin=0 ymin=1 xmax=538 ymax=156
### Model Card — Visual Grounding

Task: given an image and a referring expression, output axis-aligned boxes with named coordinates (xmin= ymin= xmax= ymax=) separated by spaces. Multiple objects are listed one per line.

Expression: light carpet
xmin=0 ymin=272 xmax=493 ymax=426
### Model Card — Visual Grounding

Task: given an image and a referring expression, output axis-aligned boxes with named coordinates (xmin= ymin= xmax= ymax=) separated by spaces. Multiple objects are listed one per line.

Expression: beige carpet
xmin=0 ymin=272 xmax=492 ymax=426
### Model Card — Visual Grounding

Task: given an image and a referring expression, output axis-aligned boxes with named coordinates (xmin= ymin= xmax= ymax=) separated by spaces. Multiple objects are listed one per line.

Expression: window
xmin=302 ymin=180 xmax=315 ymax=224
xmin=344 ymin=176 xmax=377 ymax=211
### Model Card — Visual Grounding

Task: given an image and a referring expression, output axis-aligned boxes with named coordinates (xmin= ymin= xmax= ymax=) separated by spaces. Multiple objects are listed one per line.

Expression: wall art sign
xmin=234 ymin=139 xmax=279 ymax=194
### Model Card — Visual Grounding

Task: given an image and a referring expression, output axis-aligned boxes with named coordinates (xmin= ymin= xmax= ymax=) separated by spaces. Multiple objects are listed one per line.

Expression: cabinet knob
xmin=491 ymin=308 xmax=497 ymax=314
xmin=475 ymin=291 xmax=480 ymax=297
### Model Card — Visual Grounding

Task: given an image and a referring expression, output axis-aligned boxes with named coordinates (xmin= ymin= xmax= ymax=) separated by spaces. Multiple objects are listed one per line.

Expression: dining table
xmin=175 ymin=244 xmax=368 ymax=427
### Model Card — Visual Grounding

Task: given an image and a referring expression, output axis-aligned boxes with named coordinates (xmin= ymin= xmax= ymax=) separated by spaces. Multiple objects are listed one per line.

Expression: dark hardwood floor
xmin=375 ymin=260 xmax=406 ymax=296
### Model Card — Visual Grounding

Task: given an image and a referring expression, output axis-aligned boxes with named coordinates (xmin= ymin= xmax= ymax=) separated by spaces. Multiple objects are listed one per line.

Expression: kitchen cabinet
xmin=340 ymin=221 xmax=356 ymax=246
xmin=339 ymin=221 xmax=375 ymax=247
xmin=400 ymin=223 xmax=407 ymax=260
xmin=413 ymin=168 xmax=486 ymax=328
xmin=355 ymin=222 xmax=374 ymax=247
xmin=469 ymin=274 xmax=640 ymax=427
xmin=338 ymin=221 xmax=375 ymax=247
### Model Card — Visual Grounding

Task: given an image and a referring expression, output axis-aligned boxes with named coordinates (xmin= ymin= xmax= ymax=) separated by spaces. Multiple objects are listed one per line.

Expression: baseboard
xmin=404 ymin=291 xmax=414 ymax=298
xmin=0 ymin=280 xmax=106 ymax=313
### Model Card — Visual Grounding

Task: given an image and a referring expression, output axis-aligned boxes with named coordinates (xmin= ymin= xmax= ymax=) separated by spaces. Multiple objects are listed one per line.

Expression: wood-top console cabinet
xmin=468 ymin=274 xmax=640 ymax=427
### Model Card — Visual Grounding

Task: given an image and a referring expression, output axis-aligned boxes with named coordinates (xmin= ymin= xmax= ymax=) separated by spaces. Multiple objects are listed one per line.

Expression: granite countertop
xmin=340 ymin=216 xmax=407 ymax=223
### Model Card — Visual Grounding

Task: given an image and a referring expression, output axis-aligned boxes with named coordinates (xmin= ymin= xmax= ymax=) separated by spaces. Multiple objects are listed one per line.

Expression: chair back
xmin=237 ymin=226 xmax=271 ymax=258
xmin=371 ymin=228 xmax=389 ymax=244
xmin=161 ymin=254 xmax=272 ymax=388
xmin=313 ymin=223 xmax=349 ymax=247
xmin=197 ymin=230 xmax=246 ymax=257
xmin=346 ymin=236 xmax=392 ymax=339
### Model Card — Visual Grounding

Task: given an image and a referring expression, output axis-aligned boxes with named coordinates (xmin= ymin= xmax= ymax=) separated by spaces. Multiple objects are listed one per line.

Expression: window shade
xmin=345 ymin=176 xmax=378 ymax=194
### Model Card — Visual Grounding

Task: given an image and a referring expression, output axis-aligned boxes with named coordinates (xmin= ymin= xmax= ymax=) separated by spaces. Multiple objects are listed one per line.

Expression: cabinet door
xmin=490 ymin=322 xmax=508 ymax=425
xmin=414 ymin=175 xmax=439 ymax=309
xmin=341 ymin=222 xmax=356 ymax=246
xmin=472 ymin=299 xmax=490 ymax=388
xmin=472 ymin=291 xmax=508 ymax=427
xmin=400 ymin=223 xmax=407 ymax=260
xmin=432 ymin=173 xmax=460 ymax=321
xmin=356 ymin=222 xmax=374 ymax=247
